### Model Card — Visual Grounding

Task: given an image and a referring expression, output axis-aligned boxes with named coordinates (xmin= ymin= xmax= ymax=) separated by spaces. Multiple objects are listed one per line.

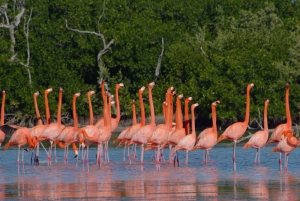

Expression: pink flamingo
xmin=3 ymin=127 xmax=37 ymax=171
xmin=38 ymin=88 xmax=65 ymax=165
xmin=193 ymin=101 xmax=220 ymax=164
xmin=271 ymin=130 xmax=300 ymax=171
xmin=29 ymin=88 xmax=53 ymax=165
xmin=95 ymin=83 xmax=124 ymax=161
xmin=168 ymin=96 xmax=193 ymax=162
xmin=217 ymin=83 xmax=254 ymax=172
xmin=113 ymin=100 xmax=137 ymax=161
xmin=266 ymin=83 xmax=291 ymax=170
xmin=127 ymin=82 xmax=155 ymax=165
xmin=117 ymin=86 xmax=146 ymax=161
xmin=145 ymin=87 xmax=174 ymax=166
xmin=243 ymin=100 xmax=269 ymax=165
xmin=77 ymin=91 xmax=98 ymax=168
xmin=54 ymin=92 xmax=81 ymax=163
xmin=172 ymin=103 xmax=199 ymax=166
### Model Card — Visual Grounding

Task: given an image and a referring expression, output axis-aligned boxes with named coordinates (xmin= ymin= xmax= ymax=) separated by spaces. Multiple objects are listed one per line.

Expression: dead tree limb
xmin=154 ymin=37 xmax=164 ymax=81
xmin=0 ymin=2 xmax=25 ymax=61
xmin=17 ymin=9 xmax=32 ymax=86
xmin=65 ymin=1 xmax=115 ymax=111
xmin=196 ymin=27 xmax=209 ymax=58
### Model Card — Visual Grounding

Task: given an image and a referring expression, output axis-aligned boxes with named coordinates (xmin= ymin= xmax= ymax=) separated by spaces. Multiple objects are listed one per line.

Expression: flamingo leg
xmin=257 ymin=148 xmax=260 ymax=165
xmin=185 ymin=151 xmax=189 ymax=166
xmin=254 ymin=148 xmax=258 ymax=165
xmin=169 ymin=145 xmax=173 ymax=164
xmin=140 ymin=145 xmax=144 ymax=165
xmin=279 ymin=153 xmax=282 ymax=171
xmin=284 ymin=154 xmax=289 ymax=171
xmin=233 ymin=141 xmax=237 ymax=172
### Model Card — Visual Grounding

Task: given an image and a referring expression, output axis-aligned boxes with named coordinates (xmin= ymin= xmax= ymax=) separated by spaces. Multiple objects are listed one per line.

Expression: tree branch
xmin=155 ymin=37 xmax=164 ymax=80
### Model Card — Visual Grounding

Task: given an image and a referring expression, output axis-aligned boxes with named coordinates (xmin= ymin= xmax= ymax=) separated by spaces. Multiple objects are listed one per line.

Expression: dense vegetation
xmin=0 ymin=0 xmax=300 ymax=129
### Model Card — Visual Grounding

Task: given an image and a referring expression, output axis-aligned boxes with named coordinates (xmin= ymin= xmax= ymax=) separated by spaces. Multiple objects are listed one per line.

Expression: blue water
xmin=0 ymin=135 xmax=300 ymax=200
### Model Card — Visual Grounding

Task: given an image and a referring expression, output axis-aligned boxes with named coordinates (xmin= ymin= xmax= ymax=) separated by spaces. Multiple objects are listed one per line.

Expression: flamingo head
xmin=192 ymin=103 xmax=199 ymax=109
xmin=178 ymin=94 xmax=184 ymax=99
xmin=140 ymin=86 xmax=146 ymax=92
xmin=286 ymin=83 xmax=290 ymax=89
xmin=45 ymin=88 xmax=53 ymax=94
xmin=34 ymin=91 xmax=40 ymax=97
xmin=75 ymin=92 xmax=81 ymax=97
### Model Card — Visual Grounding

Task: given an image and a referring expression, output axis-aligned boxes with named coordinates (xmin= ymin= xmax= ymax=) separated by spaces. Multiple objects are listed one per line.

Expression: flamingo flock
xmin=0 ymin=81 xmax=299 ymax=172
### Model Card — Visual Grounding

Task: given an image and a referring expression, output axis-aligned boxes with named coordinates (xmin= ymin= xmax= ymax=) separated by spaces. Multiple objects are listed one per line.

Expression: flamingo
xmin=78 ymin=83 xmax=113 ymax=167
xmin=77 ymin=91 xmax=98 ymax=168
xmin=95 ymin=83 xmax=124 ymax=161
xmin=145 ymin=87 xmax=174 ymax=166
xmin=112 ymin=100 xmax=137 ymax=161
xmin=243 ymin=100 xmax=269 ymax=165
xmin=117 ymin=86 xmax=146 ymax=161
xmin=193 ymin=101 xmax=221 ymax=164
xmin=172 ymin=103 xmax=199 ymax=166
xmin=265 ymin=83 xmax=291 ymax=170
xmin=54 ymin=92 xmax=81 ymax=163
xmin=29 ymin=88 xmax=53 ymax=165
xmin=38 ymin=88 xmax=65 ymax=165
xmin=126 ymin=82 xmax=156 ymax=165
xmin=271 ymin=130 xmax=300 ymax=171
xmin=168 ymin=96 xmax=193 ymax=163
xmin=217 ymin=83 xmax=254 ymax=172
xmin=3 ymin=127 xmax=37 ymax=171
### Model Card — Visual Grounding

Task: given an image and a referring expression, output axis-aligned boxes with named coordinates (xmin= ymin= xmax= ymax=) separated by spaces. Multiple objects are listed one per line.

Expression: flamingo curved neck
xmin=148 ymin=87 xmax=155 ymax=126
xmin=244 ymin=86 xmax=251 ymax=124
xmin=132 ymin=101 xmax=137 ymax=125
xmin=139 ymin=90 xmax=145 ymax=126
xmin=212 ymin=105 xmax=217 ymax=134
xmin=72 ymin=95 xmax=78 ymax=129
xmin=1 ymin=92 xmax=5 ymax=126
xmin=34 ymin=94 xmax=43 ymax=125
xmin=285 ymin=87 xmax=291 ymax=129
xmin=263 ymin=102 xmax=269 ymax=132
xmin=191 ymin=106 xmax=196 ymax=137
xmin=88 ymin=94 xmax=94 ymax=125
xmin=115 ymin=86 xmax=121 ymax=122
xmin=184 ymin=99 xmax=190 ymax=135
xmin=44 ymin=91 xmax=51 ymax=125
xmin=57 ymin=90 xmax=63 ymax=125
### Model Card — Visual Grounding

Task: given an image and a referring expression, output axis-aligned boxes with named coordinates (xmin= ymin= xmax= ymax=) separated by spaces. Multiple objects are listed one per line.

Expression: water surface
xmin=1 ymin=135 xmax=300 ymax=200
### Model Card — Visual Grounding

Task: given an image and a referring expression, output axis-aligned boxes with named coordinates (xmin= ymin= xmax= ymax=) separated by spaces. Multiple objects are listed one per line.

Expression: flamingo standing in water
xmin=54 ymin=92 xmax=81 ymax=163
xmin=193 ymin=101 xmax=220 ymax=164
xmin=243 ymin=100 xmax=269 ymax=165
xmin=77 ymin=91 xmax=98 ymax=168
xmin=145 ymin=87 xmax=174 ymax=166
xmin=168 ymin=96 xmax=193 ymax=163
xmin=126 ymin=82 xmax=156 ymax=165
xmin=217 ymin=83 xmax=254 ymax=172
xmin=39 ymin=88 xmax=65 ymax=165
xmin=113 ymin=100 xmax=137 ymax=161
xmin=3 ymin=126 xmax=37 ymax=171
xmin=117 ymin=86 xmax=146 ymax=161
xmin=95 ymin=83 xmax=124 ymax=161
xmin=265 ymin=83 xmax=291 ymax=170
xmin=172 ymin=103 xmax=199 ymax=166
xmin=271 ymin=130 xmax=300 ymax=171
xmin=30 ymin=88 xmax=53 ymax=165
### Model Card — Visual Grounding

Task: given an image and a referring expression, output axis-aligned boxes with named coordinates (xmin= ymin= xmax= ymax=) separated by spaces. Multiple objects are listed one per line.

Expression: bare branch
xmin=155 ymin=37 xmax=164 ymax=78
xmin=196 ymin=32 xmax=209 ymax=58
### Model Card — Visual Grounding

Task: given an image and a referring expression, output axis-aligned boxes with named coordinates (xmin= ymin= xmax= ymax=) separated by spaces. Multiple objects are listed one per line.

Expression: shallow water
xmin=1 ymin=135 xmax=300 ymax=200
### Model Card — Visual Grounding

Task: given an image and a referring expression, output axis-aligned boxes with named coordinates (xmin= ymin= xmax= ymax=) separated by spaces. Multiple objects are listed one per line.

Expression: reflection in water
xmin=1 ymin=144 xmax=300 ymax=199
